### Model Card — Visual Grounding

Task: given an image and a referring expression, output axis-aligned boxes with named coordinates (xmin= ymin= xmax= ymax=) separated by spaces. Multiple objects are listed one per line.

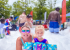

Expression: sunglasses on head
xmin=22 ymin=30 xmax=30 ymax=33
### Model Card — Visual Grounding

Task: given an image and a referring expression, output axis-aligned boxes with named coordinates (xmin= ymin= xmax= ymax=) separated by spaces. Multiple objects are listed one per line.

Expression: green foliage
xmin=12 ymin=0 xmax=32 ymax=17
xmin=47 ymin=0 xmax=57 ymax=9
xmin=59 ymin=8 xmax=62 ymax=15
xmin=66 ymin=0 xmax=70 ymax=13
xmin=32 ymin=0 xmax=57 ymax=20
xmin=0 ymin=0 xmax=62 ymax=20
xmin=32 ymin=0 xmax=47 ymax=20
xmin=0 ymin=0 xmax=11 ymax=18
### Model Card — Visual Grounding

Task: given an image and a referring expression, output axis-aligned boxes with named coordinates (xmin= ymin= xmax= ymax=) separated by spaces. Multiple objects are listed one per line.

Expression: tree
xmin=0 ymin=0 xmax=11 ymax=18
xmin=31 ymin=0 xmax=57 ymax=20
xmin=32 ymin=0 xmax=47 ymax=20
xmin=47 ymin=0 xmax=57 ymax=9
xmin=66 ymin=0 xmax=70 ymax=13
xmin=12 ymin=0 xmax=32 ymax=17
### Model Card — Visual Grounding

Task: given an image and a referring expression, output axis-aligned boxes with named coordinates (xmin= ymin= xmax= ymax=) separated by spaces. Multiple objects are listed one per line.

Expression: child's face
xmin=4 ymin=21 xmax=5 ymax=24
xmin=21 ymin=27 xmax=31 ymax=39
xmin=27 ymin=18 xmax=31 ymax=22
xmin=36 ymin=29 xmax=44 ymax=38
xmin=9 ymin=18 xmax=13 ymax=22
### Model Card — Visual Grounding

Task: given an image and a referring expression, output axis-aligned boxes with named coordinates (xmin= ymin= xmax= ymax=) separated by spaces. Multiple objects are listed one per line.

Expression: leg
xmin=54 ymin=28 xmax=59 ymax=33
xmin=49 ymin=21 xmax=54 ymax=33
xmin=49 ymin=28 xmax=54 ymax=33
xmin=0 ymin=34 xmax=1 ymax=38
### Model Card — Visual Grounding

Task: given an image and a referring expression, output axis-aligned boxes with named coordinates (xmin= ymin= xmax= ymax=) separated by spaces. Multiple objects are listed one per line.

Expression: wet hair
xmin=27 ymin=14 xmax=32 ymax=18
xmin=10 ymin=16 xmax=13 ymax=19
xmin=55 ymin=7 xmax=60 ymax=11
xmin=21 ymin=25 xmax=30 ymax=31
xmin=35 ymin=25 xmax=44 ymax=33
xmin=0 ymin=18 xmax=5 ymax=23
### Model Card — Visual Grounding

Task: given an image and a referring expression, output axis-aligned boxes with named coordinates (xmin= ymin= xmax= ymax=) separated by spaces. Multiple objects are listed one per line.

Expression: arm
xmin=47 ymin=13 xmax=51 ymax=24
xmin=29 ymin=22 xmax=33 ymax=28
xmin=5 ymin=29 xmax=6 ymax=32
xmin=32 ymin=39 xmax=35 ymax=43
xmin=24 ymin=22 xmax=28 ymax=26
xmin=46 ymin=41 xmax=49 ymax=44
xmin=17 ymin=15 xmax=21 ymax=24
xmin=57 ymin=13 xmax=60 ymax=25
xmin=16 ymin=37 xmax=22 ymax=50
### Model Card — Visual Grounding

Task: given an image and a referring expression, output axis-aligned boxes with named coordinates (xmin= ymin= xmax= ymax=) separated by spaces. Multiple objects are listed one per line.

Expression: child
xmin=24 ymin=14 xmax=33 ymax=28
xmin=0 ymin=18 xmax=6 ymax=38
xmin=16 ymin=26 xmax=34 ymax=50
xmin=32 ymin=25 xmax=48 ymax=44
xmin=5 ymin=16 xmax=13 ymax=35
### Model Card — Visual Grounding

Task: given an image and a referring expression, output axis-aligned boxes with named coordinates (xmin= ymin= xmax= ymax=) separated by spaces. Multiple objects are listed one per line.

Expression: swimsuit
xmin=34 ymin=38 xmax=47 ymax=43
xmin=19 ymin=23 xmax=25 ymax=27
xmin=20 ymin=37 xmax=33 ymax=50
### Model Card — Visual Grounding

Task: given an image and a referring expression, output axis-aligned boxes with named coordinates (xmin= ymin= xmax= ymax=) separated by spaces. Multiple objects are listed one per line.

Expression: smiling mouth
xmin=23 ymin=35 xmax=28 ymax=37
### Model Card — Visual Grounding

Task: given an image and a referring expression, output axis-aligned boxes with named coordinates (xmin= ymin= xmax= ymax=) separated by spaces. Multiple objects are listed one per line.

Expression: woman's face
xmin=36 ymin=29 xmax=44 ymax=38
xmin=21 ymin=27 xmax=31 ymax=39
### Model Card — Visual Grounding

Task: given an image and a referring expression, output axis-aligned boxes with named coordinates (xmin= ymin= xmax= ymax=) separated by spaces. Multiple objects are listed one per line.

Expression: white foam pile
xmin=0 ymin=27 xmax=70 ymax=50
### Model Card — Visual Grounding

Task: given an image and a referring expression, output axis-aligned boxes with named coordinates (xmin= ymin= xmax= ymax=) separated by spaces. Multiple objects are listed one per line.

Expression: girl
xmin=32 ymin=25 xmax=48 ymax=44
xmin=16 ymin=26 xmax=34 ymax=50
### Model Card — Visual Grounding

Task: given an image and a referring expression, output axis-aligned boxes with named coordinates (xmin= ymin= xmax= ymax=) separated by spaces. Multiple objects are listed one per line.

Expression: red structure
xmin=62 ymin=0 xmax=66 ymax=24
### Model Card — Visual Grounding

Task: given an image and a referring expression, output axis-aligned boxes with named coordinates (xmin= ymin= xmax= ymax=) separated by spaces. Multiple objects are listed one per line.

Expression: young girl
xmin=24 ymin=14 xmax=33 ymax=28
xmin=16 ymin=26 xmax=34 ymax=50
xmin=32 ymin=25 xmax=48 ymax=44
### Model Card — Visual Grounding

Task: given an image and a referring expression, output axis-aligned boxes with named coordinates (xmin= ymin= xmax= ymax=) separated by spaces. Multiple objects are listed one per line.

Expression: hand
xmin=7 ymin=25 xmax=10 ymax=27
xmin=25 ymin=22 xmax=28 ymax=26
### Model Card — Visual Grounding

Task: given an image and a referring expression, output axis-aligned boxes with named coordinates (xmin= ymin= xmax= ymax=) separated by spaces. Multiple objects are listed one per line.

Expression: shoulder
xmin=44 ymin=39 xmax=48 ymax=44
xmin=32 ymin=38 xmax=37 ymax=41
xmin=43 ymin=39 xmax=47 ymax=42
xmin=43 ymin=39 xmax=47 ymax=41
xmin=34 ymin=38 xmax=37 ymax=40
xmin=49 ymin=11 xmax=54 ymax=15
xmin=55 ymin=11 xmax=60 ymax=14
xmin=16 ymin=37 xmax=22 ymax=44
xmin=32 ymin=38 xmax=37 ymax=43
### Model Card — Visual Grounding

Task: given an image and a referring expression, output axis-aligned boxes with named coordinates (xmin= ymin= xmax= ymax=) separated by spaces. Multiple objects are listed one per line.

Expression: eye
xmin=22 ymin=30 xmax=25 ymax=33
xmin=40 ymin=32 xmax=43 ymax=34
xmin=26 ymin=30 xmax=30 ymax=33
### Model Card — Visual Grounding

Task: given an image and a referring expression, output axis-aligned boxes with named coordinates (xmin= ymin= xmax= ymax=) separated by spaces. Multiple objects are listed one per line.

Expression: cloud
xmin=8 ymin=0 xmax=68 ymax=8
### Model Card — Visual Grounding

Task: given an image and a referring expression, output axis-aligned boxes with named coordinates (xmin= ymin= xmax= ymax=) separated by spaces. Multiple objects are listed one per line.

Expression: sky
xmin=8 ymin=0 xmax=68 ymax=8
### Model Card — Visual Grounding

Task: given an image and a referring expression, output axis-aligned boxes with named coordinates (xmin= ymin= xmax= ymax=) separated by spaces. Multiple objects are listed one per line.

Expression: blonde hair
xmin=35 ymin=25 xmax=44 ymax=32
